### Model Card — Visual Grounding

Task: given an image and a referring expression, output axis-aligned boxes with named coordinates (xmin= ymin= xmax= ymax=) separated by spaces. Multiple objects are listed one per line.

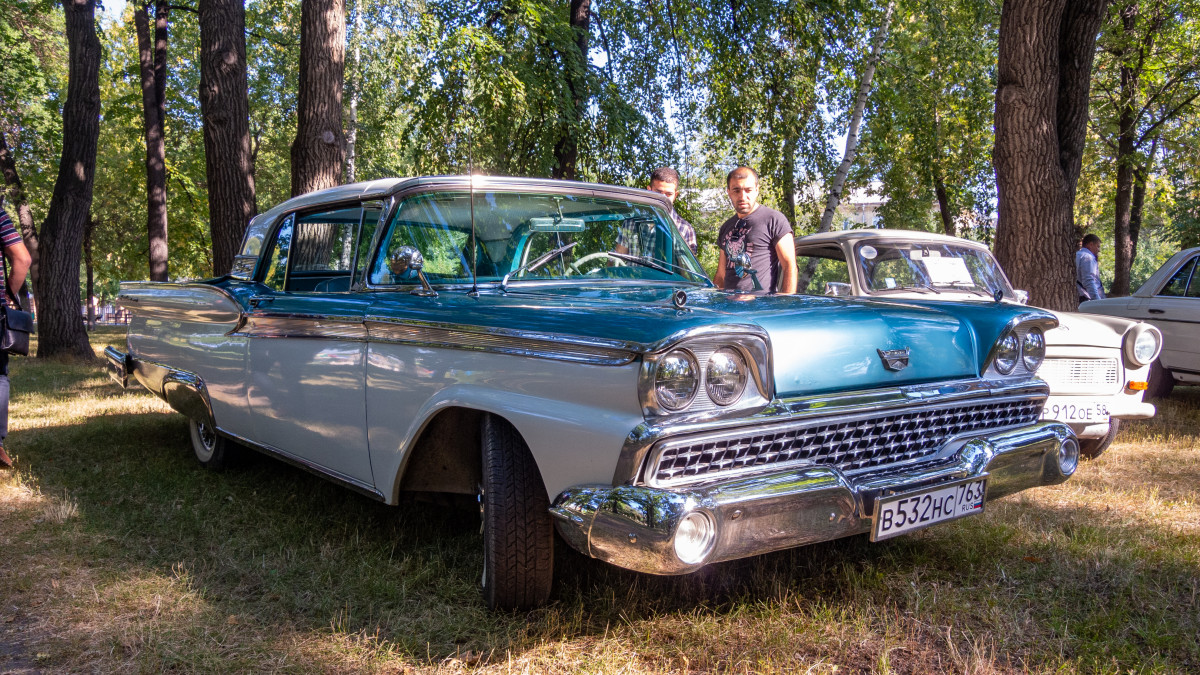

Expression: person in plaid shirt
xmin=0 ymin=204 xmax=31 ymax=469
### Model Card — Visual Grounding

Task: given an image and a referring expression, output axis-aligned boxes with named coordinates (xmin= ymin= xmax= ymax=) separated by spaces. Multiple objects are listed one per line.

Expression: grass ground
xmin=0 ymin=327 xmax=1197 ymax=674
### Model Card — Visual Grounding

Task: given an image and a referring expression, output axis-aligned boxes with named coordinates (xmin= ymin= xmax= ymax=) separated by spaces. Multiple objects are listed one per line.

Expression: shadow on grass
xmin=4 ymin=370 xmax=1199 ymax=672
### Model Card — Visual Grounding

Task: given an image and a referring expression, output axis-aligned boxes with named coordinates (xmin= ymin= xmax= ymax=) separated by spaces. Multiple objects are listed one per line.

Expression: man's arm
xmin=774 ymin=233 xmax=797 ymax=294
xmin=5 ymin=241 xmax=30 ymax=301
xmin=714 ymin=249 xmax=727 ymax=289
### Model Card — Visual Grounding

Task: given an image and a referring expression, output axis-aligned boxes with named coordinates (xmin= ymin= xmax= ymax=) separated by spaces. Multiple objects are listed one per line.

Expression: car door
xmin=241 ymin=201 xmax=384 ymax=486
xmin=1127 ymin=255 xmax=1200 ymax=375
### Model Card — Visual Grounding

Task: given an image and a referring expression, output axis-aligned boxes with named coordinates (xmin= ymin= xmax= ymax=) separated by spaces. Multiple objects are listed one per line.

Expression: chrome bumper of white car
xmin=551 ymin=422 xmax=1076 ymax=575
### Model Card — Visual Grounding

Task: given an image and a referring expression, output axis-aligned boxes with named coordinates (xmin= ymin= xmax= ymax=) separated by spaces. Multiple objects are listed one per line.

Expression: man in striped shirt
xmin=0 ymin=205 xmax=31 ymax=469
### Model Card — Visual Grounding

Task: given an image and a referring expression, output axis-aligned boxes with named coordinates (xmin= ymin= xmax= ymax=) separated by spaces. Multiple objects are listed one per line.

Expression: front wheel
xmin=479 ymin=414 xmax=554 ymax=610
xmin=1079 ymin=417 xmax=1119 ymax=460
xmin=188 ymin=418 xmax=238 ymax=470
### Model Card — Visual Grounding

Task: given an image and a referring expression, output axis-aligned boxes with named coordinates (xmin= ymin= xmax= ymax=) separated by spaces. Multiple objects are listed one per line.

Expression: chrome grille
xmin=1037 ymin=357 xmax=1120 ymax=395
xmin=650 ymin=397 xmax=1044 ymax=486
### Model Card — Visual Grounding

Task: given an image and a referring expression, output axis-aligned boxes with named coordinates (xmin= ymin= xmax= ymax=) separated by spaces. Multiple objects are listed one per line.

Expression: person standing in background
xmin=1076 ymin=233 xmax=1105 ymax=303
xmin=647 ymin=167 xmax=697 ymax=254
xmin=714 ymin=166 xmax=797 ymax=294
xmin=0 ymin=203 xmax=31 ymax=469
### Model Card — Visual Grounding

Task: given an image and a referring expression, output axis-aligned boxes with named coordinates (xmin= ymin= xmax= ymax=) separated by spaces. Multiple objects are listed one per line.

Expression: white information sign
xmin=919 ymin=256 xmax=973 ymax=285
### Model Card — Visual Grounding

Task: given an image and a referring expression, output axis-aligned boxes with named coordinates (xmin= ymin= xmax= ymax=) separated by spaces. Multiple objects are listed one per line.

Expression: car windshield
xmin=369 ymin=190 xmax=708 ymax=287
xmin=855 ymin=241 xmax=1015 ymax=298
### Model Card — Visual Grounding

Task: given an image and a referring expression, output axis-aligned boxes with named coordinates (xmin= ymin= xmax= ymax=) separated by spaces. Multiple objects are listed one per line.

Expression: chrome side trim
xmin=364 ymin=316 xmax=639 ymax=366
xmin=612 ymin=376 xmax=1050 ymax=487
xmin=231 ymin=313 xmax=369 ymax=340
xmin=215 ymin=427 xmax=386 ymax=502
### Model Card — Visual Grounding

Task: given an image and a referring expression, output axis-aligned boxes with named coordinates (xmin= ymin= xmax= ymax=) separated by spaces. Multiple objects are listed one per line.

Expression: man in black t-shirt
xmin=715 ymin=166 xmax=797 ymax=294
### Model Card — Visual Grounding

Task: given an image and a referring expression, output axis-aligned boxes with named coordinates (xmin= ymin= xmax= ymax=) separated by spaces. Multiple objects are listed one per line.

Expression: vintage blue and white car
xmin=107 ymin=176 xmax=1079 ymax=610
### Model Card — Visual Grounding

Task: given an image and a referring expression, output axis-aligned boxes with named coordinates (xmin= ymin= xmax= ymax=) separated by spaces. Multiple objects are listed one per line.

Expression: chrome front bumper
xmin=551 ymin=421 xmax=1076 ymax=575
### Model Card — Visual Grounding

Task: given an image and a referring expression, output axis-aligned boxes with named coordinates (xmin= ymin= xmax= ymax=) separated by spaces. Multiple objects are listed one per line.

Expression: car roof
xmin=795 ymin=228 xmax=990 ymax=249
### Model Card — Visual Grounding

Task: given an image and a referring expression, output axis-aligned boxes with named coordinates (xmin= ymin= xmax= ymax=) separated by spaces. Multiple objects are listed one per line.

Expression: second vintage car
xmin=109 ymin=177 xmax=1079 ymax=610
xmin=794 ymin=229 xmax=1162 ymax=459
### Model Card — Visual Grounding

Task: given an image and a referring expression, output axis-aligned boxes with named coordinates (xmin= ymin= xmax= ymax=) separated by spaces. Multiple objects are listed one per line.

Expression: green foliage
xmin=854 ymin=0 xmax=999 ymax=232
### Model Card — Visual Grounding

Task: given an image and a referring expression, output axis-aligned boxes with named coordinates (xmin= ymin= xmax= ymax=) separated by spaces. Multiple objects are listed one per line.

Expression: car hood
xmin=357 ymin=285 xmax=1048 ymax=399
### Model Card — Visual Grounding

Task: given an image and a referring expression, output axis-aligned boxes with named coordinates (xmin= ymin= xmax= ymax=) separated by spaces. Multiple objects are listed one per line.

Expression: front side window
xmin=369 ymin=191 xmax=707 ymax=286
xmin=856 ymin=241 xmax=1014 ymax=298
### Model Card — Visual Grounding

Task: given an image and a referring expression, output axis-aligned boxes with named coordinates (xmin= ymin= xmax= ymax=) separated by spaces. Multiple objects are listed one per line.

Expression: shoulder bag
xmin=0 ymin=255 xmax=32 ymax=356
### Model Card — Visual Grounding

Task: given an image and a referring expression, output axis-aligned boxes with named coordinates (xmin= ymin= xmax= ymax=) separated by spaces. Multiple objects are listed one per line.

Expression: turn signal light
xmin=1127 ymin=381 xmax=1149 ymax=391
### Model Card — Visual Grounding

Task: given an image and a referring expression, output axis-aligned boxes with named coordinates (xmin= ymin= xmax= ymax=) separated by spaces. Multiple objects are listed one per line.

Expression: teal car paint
xmin=108 ymin=176 xmax=1078 ymax=610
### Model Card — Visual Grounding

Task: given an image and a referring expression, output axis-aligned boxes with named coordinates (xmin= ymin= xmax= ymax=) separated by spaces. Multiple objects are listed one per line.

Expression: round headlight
xmin=706 ymin=347 xmax=748 ymax=406
xmin=993 ymin=332 xmax=1020 ymax=375
xmin=1021 ymin=328 xmax=1046 ymax=372
xmin=655 ymin=350 xmax=699 ymax=411
xmin=673 ymin=511 xmax=716 ymax=564
xmin=1127 ymin=326 xmax=1161 ymax=367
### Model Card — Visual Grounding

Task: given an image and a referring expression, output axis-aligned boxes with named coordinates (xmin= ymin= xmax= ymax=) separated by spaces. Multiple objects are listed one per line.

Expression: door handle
xmin=1148 ymin=308 xmax=1165 ymax=314
xmin=248 ymin=295 xmax=275 ymax=308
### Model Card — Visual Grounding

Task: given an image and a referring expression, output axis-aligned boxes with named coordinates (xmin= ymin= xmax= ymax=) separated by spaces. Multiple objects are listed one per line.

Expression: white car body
xmin=1080 ymin=246 xmax=1200 ymax=386
xmin=795 ymin=229 xmax=1160 ymax=453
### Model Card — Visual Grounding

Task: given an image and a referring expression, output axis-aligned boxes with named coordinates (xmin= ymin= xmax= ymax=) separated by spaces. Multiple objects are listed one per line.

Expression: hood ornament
xmin=878 ymin=347 xmax=911 ymax=372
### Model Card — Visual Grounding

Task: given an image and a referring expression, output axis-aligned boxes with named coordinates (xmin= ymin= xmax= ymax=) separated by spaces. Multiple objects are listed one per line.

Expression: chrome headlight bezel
xmin=1021 ymin=327 xmax=1046 ymax=372
xmin=705 ymin=347 xmax=749 ymax=406
xmin=993 ymin=331 xmax=1020 ymax=375
xmin=639 ymin=326 xmax=773 ymax=418
xmin=984 ymin=312 xmax=1059 ymax=378
xmin=1123 ymin=323 xmax=1162 ymax=368
xmin=653 ymin=349 xmax=700 ymax=411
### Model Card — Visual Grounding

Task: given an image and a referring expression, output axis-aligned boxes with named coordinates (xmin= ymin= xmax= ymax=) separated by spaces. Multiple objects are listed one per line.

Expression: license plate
xmin=872 ymin=477 xmax=987 ymax=541
xmin=1041 ymin=399 xmax=1110 ymax=423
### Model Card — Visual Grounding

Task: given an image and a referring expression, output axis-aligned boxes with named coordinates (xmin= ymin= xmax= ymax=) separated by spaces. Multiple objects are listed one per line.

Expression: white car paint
xmin=795 ymin=229 xmax=1158 ymax=444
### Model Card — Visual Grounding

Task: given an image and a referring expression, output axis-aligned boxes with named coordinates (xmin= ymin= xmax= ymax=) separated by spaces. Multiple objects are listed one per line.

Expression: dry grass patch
xmin=1 ymin=328 xmax=1198 ymax=673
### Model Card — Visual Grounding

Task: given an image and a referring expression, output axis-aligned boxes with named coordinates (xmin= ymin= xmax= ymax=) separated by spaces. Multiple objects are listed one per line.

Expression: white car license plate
xmin=872 ymin=477 xmax=987 ymax=541
xmin=1041 ymin=399 xmax=1110 ymax=423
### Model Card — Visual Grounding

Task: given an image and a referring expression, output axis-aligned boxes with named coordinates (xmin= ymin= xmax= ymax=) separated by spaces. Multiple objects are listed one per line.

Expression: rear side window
xmin=1158 ymin=258 xmax=1196 ymax=297
xmin=259 ymin=206 xmax=365 ymax=292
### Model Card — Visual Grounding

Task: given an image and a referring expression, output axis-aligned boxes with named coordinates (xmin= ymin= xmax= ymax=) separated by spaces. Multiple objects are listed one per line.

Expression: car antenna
xmin=466 ymin=67 xmax=480 ymax=298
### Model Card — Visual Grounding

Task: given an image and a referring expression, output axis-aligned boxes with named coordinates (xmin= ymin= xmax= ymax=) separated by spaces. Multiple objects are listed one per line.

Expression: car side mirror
xmin=389 ymin=246 xmax=437 ymax=297
xmin=1014 ymin=290 xmax=1029 ymax=305
xmin=825 ymin=281 xmax=852 ymax=297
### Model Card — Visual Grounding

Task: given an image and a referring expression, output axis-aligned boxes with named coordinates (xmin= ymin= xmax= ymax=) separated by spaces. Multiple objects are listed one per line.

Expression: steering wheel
xmin=567 ymin=251 xmax=622 ymax=275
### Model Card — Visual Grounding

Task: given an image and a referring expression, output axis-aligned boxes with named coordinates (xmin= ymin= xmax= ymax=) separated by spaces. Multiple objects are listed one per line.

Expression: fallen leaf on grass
xmin=1023 ymin=556 xmax=1044 ymax=563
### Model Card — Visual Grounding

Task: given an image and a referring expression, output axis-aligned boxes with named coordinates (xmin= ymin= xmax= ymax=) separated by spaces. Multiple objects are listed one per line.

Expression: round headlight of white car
xmin=1125 ymin=325 xmax=1162 ymax=367
xmin=993 ymin=331 xmax=1020 ymax=375
xmin=673 ymin=510 xmax=716 ymax=564
xmin=655 ymin=350 xmax=699 ymax=411
xmin=1021 ymin=328 xmax=1046 ymax=372
xmin=706 ymin=347 xmax=748 ymax=406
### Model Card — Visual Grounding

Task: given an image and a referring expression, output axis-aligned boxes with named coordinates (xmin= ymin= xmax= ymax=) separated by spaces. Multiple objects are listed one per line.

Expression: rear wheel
xmin=478 ymin=414 xmax=554 ymax=611
xmin=1145 ymin=359 xmax=1175 ymax=399
xmin=1079 ymin=418 xmax=1119 ymax=460
xmin=188 ymin=418 xmax=238 ymax=470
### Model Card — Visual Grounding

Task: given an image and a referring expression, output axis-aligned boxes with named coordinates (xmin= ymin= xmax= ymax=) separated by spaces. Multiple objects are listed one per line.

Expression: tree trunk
xmin=39 ymin=0 xmax=100 ymax=360
xmin=290 ymin=0 xmax=345 ymax=196
xmin=551 ymin=0 xmax=590 ymax=180
xmin=0 ymin=132 xmax=40 ymax=293
xmin=135 ymin=0 xmax=170 ymax=281
xmin=934 ymin=169 xmax=956 ymax=236
xmin=199 ymin=0 xmax=257 ymax=275
xmin=1110 ymin=4 xmax=1145 ymax=297
xmin=819 ymin=0 xmax=894 ymax=232
xmin=993 ymin=0 xmax=1108 ymax=311
xmin=781 ymin=136 xmax=797 ymax=226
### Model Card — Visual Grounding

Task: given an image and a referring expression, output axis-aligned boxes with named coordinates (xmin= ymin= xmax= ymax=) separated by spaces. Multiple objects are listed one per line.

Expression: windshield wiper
xmin=604 ymin=251 xmax=710 ymax=283
xmin=500 ymin=242 xmax=578 ymax=292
